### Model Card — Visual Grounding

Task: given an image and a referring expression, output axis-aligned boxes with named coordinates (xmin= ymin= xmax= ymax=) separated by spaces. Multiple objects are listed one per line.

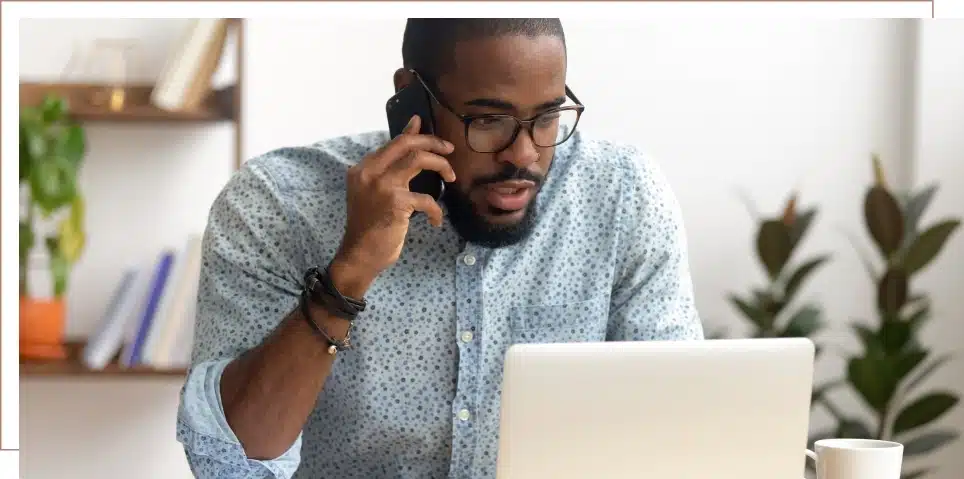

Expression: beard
xmin=441 ymin=163 xmax=546 ymax=249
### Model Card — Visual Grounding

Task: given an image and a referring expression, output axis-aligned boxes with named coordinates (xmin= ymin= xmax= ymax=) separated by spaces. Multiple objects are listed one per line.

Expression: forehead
xmin=439 ymin=34 xmax=567 ymax=107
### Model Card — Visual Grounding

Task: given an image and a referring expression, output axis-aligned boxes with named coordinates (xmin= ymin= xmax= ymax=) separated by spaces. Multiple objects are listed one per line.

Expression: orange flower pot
xmin=20 ymin=297 xmax=67 ymax=360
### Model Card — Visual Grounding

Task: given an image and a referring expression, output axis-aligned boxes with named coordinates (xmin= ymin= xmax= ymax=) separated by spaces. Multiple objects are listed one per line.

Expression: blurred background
xmin=17 ymin=17 xmax=964 ymax=479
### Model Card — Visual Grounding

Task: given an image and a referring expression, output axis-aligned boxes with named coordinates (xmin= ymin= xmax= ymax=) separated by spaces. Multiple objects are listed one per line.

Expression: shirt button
xmin=457 ymin=409 xmax=471 ymax=421
xmin=460 ymin=331 xmax=474 ymax=343
xmin=463 ymin=254 xmax=476 ymax=266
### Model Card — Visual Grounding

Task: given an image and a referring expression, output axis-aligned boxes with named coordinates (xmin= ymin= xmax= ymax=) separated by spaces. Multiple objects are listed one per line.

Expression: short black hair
xmin=402 ymin=18 xmax=565 ymax=81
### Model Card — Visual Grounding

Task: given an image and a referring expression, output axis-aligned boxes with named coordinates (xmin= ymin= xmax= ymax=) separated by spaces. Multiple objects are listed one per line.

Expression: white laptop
xmin=495 ymin=338 xmax=814 ymax=479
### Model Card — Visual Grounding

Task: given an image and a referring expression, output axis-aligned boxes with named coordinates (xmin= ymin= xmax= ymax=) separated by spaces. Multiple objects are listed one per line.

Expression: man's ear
xmin=393 ymin=68 xmax=414 ymax=93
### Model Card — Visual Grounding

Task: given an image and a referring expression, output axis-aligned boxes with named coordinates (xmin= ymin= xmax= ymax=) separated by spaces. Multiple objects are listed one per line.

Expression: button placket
xmin=451 ymin=245 xmax=484 ymax=473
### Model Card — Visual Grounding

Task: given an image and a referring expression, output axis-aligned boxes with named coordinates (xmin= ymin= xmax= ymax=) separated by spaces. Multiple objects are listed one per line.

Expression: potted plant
xmin=19 ymin=94 xmax=87 ymax=359
xmin=723 ymin=192 xmax=831 ymax=340
xmin=813 ymin=155 xmax=960 ymax=479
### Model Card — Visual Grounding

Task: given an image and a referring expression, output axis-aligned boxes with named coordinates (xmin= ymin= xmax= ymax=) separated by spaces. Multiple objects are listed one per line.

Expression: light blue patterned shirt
xmin=176 ymin=130 xmax=703 ymax=478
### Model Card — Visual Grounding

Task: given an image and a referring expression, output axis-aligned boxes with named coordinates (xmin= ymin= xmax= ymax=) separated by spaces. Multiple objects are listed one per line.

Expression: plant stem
xmin=20 ymin=197 xmax=34 ymax=298
xmin=877 ymin=404 xmax=889 ymax=440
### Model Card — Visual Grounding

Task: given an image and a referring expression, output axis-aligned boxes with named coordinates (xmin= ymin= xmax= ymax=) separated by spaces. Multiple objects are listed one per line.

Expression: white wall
xmin=911 ymin=20 xmax=964 ymax=475
xmin=19 ymin=18 xmax=963 ymax=479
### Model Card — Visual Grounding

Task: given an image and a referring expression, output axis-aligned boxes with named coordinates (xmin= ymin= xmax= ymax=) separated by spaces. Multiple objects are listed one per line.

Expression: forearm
xmin=219 ymin=259 xmax=374 ymax=460
xmin=177 ymin=357 xmax=303 ymax=479
xmin=219 ymin=304 xmax=341 ymax=459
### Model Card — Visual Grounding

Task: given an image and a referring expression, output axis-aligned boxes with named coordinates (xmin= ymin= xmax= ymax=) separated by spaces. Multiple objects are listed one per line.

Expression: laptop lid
xmin=495 ymin=338 xmax=815 ymax=479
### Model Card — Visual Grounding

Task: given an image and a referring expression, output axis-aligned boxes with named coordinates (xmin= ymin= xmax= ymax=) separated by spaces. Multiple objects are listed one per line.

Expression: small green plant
xmin=717 ymin=192 xmax=831 ymax=344
xmin=19 ymin=94 xmax=87 ymax=298
xmin=814 ymin=155 xmax=960 ymax=479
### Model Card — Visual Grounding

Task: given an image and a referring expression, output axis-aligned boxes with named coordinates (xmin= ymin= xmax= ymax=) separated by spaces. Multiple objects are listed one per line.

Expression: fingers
xmin=406 ymin=191 xmax=445 ymax=227
xmin=390 ymin=149 xmax=457 ymax=184
xmin=403 ymin=114 xmax=420 ymax=135
xmin=370 ymin=116 xmax=455 ymax=172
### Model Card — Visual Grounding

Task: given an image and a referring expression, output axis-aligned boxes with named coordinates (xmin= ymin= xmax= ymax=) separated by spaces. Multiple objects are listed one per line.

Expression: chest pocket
xmin=509 ymin=295 xmax=610 ymax=344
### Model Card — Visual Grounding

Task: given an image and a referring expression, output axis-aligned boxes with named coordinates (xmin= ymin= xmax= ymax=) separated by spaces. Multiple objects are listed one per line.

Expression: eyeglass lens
xmin=466 ymin=108 xmax=580 ymax=153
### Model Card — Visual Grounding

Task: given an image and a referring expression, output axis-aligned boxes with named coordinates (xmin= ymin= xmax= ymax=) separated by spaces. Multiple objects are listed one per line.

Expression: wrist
xmin=328 ymin=254 xmax=378 ymax=298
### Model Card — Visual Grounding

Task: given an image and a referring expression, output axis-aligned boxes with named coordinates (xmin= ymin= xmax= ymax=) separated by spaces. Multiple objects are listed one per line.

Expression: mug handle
xmin=804 ymin=449 xmax=818 ymax=479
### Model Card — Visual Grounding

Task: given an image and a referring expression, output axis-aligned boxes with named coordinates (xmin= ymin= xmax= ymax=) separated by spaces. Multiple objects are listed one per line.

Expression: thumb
xmin=404 ymin=114 xmax=421 ymax=135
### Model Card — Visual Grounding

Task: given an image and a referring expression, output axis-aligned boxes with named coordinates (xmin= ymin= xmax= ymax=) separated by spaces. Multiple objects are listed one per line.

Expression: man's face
xmin=421 ymin=34 xmax=567 ymax=248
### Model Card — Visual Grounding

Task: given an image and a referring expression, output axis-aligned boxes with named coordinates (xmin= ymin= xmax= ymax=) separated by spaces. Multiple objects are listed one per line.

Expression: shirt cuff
xmin=177 ymin=358 xmax=302 ymax=478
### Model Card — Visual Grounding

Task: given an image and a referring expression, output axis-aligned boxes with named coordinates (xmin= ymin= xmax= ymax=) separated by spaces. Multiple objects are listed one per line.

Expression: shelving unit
xmin=20 ymin=342 xmax=187 ymax=378
xmin=18 ymin=19 xmax=246 ymax=379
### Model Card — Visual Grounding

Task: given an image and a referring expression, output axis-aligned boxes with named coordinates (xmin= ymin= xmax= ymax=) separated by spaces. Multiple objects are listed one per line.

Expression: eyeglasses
xmin=409 ymin=69 xmax=585 ymax=154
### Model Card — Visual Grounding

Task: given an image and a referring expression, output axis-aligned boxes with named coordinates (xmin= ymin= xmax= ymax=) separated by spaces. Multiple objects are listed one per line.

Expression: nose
xmin=497 ymin=128 xmax=541 ymax=169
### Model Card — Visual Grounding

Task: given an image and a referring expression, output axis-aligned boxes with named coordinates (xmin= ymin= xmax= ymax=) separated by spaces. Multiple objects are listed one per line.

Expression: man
xmin=177 ymin=18 xmax=703 ymax=479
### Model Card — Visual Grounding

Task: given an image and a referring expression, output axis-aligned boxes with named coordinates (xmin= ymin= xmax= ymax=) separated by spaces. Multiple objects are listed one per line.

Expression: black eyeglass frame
xmin=408 ymin=69 xmax=586 ymax=154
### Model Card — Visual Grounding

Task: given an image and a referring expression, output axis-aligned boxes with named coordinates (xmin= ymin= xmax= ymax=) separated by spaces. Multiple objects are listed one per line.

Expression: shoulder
xmin=551 ymin=131 xmax=676 ymax=212
xmin=241 ymin=130 xmax=389 ymax=194
xmin=209 ymin=130 xmax=389 ymax=237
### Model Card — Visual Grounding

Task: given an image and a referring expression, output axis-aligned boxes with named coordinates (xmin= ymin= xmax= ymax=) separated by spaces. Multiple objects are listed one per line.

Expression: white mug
xmin=805 ymin=438 xmax=904 ymax=479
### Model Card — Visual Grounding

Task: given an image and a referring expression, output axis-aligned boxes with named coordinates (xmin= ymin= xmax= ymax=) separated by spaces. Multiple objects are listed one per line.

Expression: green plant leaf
xmin=728 ymin=294 xmax=768 ymax=329
xmin=903 ymin=354 xmax=952 ymax=393
xmin=28 ymin=154 xmax=77 ymax=215
xmin=901 ymin=220 xmax=961 ymax=275
xmin=781 ymin=305 xmax=823 ymax=338
xmin=877 ymin=268 xmax=909 ymax=315
xmin=62 ymin=124 xmax=86 ymax=167
xmin=852 ymin=323 xmax=884 ymax=357
xmin=19 ymin=221 xmax=35 ymax=296
xmin=790 ymin=207 xmax=817 ymax=247
xmin=905 ymin=293 xmax=928 ymax=308
xmin=901 ymin=430 xmax=959 ymax=456
xmin=894 ymin=350 xmax=928 ymax=385
xmin=757 ymin=219 xmax=793 ymax=279
xmin=879 ymin=317 xmax=913 ymax=353
xmin=864 ymin=185 xmax=905 ymax=258
xmin=752 ymin=289 xmax=784 ymax=320
xmin=892 ymin=392 xmax=960 ymax=436
xmin=58 ymin=195 xmax=86 ymax=264
xmin=902 ymin=470 xmax=933 ymax=479
xmin=782 ymin=255 xmax=830 ymax=304
xmin=848 ymin=355 xmax=895 ymax=414
xmin=907 ymin=303 xmax=931 ymax=334
xmin=24 ymin=124 xmax=48 ymax=162
xmin=45 ymin=236 xmax=70 ymax=298
xmin=20 ymin=116 xmax=38 ymax=182
xmin=19 ymin=221 xmax=35 ymax=262
xmin=40 ymin=94 xmax=68 ymax=122
xmin=900 ymin=184 xmax=938 ymax=249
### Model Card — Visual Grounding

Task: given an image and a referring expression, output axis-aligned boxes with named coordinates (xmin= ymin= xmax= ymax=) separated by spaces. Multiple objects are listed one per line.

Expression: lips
xmin=483 ymin=180 xmax=536 ymax=212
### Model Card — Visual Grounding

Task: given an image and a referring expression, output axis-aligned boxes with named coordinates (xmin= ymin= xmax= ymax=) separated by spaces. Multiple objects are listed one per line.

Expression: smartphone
xmin=386 ymin=82 xmax=446 ymax=202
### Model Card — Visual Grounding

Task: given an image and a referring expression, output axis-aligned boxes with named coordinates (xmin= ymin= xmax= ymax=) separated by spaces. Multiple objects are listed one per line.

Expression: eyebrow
xmin=464 ymin=95 xmax=567 ymax=112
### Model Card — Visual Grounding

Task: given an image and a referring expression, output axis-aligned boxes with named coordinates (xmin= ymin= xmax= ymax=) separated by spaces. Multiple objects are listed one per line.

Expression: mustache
xmin=471 ymin=165 xmax=545 ymax=188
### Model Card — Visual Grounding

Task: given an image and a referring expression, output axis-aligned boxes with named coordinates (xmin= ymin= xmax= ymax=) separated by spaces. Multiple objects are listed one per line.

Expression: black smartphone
xmin=386 ymin=82 xmax=446 ymax=202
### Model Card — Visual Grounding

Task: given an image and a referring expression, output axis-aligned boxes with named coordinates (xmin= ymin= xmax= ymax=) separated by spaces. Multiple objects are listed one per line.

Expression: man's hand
xmin=330 ymin=115 xmax=456 ymax=296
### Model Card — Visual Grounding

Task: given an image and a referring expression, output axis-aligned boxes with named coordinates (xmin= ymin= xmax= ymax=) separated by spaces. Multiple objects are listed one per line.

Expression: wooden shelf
xmin=19 ymin=82 xmax=235 ymax=123
xmin=20 ymin=341 xmax=187 ymax=378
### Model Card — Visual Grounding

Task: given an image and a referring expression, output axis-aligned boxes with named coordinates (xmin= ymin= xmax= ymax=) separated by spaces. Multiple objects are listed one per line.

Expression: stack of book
xmin=82 ymin=234 xmax=203 ymax=370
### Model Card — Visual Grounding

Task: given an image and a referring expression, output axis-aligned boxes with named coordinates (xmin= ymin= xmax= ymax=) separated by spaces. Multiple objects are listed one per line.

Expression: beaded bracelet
xmin=299 ymin=289 xmax=353 ymax=355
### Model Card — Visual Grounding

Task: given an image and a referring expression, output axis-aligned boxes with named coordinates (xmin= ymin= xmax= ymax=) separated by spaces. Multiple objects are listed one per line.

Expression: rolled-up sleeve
xmin=176 ymin=158 xmax=307 ymax=478
xmin=607 ymin=149 xmax=704 ymax=341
